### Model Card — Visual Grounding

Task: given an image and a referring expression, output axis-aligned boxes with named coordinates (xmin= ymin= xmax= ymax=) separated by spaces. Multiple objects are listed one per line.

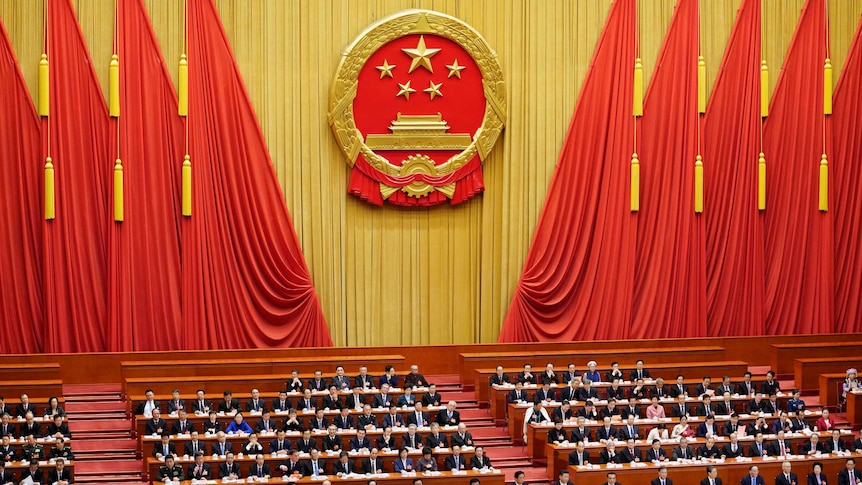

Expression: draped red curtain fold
xmin=499 ymin=0 xmax=636 ymax=341
xmin=107 ymin=0 xmax=184 ymax=350
xmin=703 ymin=0 xmax=766 ymax=336
xmin=184 ymin=0 xmax=331 ymax=347
xmin=0 ymin=20 xmax=44 ymax=353
xmin=630 ymin=0 xmax=705 ymax=338
xmin=762 ymin=0 xmax=833 ymax=334
xmin=42 ymin=0 xmax=111 ymax=352
xmin=831 ymin=15 xmax=862 ymax=333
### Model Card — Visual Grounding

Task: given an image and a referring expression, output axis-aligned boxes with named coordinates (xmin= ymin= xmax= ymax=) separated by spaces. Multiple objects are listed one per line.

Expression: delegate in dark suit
xmin=361 ymin=457 xmax=385 ymax=474
xmin=134 ymin=400 xmax=160 ymax=415
xmin=721 ymin=442 xmax=744 ymax=458
xmin=740 ymin=475 xmax=765 ymax=485
xmin=806 ymin=472 xmax=827 ymax=485
xmin=646 ymin=447 xmax=668 ymax=461
xmin=19 ymin=468 xmax=44 ymax=485
xmin=839 ymin=468 xmax=862 ymax=485
xmin=700 ymin=479 xmax=723 ymax=485
xmin=0 ymin=469 xmax=13 ymax=484
xmin=489 ymin=373 xmax=510 ymax=386
xmin=775 ymin=472 xmax=798 ymax=485
xmin=248 ymin=463 xmax=272 ymax=478
xmin=650 ymin=478 xmax=674 ymax=485
xmin=187 ymin=462 xmax=212 ymax=480
xmin=184 ymin=440 xmax=208 ymax=456
xmin=620 ymin=447 xmax=642 ymax=463
xmin=48 ymin=468 xmax=74 ymax=484
xmin=568 ymin=450 xmax=591 ymax=465
xmin=219 ymin=461 xmax=242 ymax=478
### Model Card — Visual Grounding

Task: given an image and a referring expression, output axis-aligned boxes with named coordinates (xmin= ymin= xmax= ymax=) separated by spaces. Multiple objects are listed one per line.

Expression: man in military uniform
xmin=50 ymin=438 xmax=75 ymax=460
xmin=156 ymin=455 xmax=184 ymax=481
xmin=21 ymin=434 xmax=44 ymax=461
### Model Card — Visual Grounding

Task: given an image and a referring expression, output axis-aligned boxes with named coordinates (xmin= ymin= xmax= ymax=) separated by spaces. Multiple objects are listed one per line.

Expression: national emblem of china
xmin=329 ymin=10 xmax=506 ymax=207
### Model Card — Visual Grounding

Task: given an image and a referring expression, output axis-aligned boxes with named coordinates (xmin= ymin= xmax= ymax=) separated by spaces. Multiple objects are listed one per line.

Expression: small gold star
xmin=396 ymin=80 xmax=417 ymax=100
xmin=402 ymin=35 xmax=441 ymax=73
xmin=446 ymin=59 xmax=466 ymax=79
xmin=376 ymin=60 xmax=396 ymax=79
xmin=424 ymin=81 xmax=443 ymax=100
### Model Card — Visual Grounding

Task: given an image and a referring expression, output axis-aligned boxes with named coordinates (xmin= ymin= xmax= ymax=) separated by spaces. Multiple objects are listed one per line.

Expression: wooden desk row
xmin=130 ymin=387 xmax=437 ymax=415
xmin=793 ymin=356 xmax=862 ymax=390
xmin=568 ymin=451 xmax=862 ymax=485
xmin=135 ymin=405 xmax=449 ymax=437
xmin=546 ymin=430 xmax=848 ymax=478
xmin=474 ymin=360 xmax=750 ymax=403
xmin=458 ymin=345 xmax=726 ymax=383
xmin=522 ymin=411 xmax=825 ymax=460
xmin=140 ymin=426 xmax=470 ymax=454
xmin=488 ymin=378 xmax=768 ymax=421
xmin=149 ymin=470 xmax=504 ymax=485
xmin=121 ymin=355 xmax=405 ymax=380
xmin=145 ymin=448 xmax=478 ymax=480
xmin=770 ymin=342 xmax=862 ymax=374
xmin=0 ymin=382 xmax=64 ymax=402
xmin=508 ymin=396 xmax=803 ymax=447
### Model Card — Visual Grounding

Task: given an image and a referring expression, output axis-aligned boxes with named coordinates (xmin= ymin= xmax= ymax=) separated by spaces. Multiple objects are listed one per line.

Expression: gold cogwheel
xmin=399 ymin=154 xmax=437 ymax=198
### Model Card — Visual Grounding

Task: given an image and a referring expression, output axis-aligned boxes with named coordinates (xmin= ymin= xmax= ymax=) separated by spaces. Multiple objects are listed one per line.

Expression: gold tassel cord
xmin=114 ymin=159 xmax=124 ymax=221
xmin=109 ymin=55 xmax=120 ymax=117
xmin=819 ymin=154 xmax=828 ymax=211
xmin=824 ymin=58 xmax=833 ymax=115
xmin=633 ymin=58 xmax=643 ymax=117
xmin=178 ymin=54 xmax=188 ymax=116
xmin=182 ymin=155 xmax=192 ymax=216
xmin=630 ymin=153 xmax=640 ymax=212
xmin=758 ymin=152 xmax=766 ymax=211
xmin=697 ymin=56 xmax=706 ymax=114
xmin=760 ymin=60 xmax=769 ymax=118
xmin=694 ymin=155 xmax=703 ymax=213
xmin=45 ymin=157 xmax=55 ymax=220
xmin=39 ymin=54 xmax=49 ymax=117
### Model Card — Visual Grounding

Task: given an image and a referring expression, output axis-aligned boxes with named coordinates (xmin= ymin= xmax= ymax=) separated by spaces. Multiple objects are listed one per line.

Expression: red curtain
xmin=762 ymin=0 xmax=833 ymax=334
xmin=184 ymin=0 xmax=332 ymax=347
xmin=0 ymin=20 xmax=44 ymax=353
xmin=498 ymin=0 xmax=636 ymax=341
xmin=832 ymin=15 xmax=862 ymax=333
xmin=42 ymin=0 xmax=111 ymax=352
xmin=702 ymin=0 xmax=766 ymax=336
xmin=107 ymin=0 xmax=184 ymax=350
xmin=630 ymin=0 xmax=705 ymax=338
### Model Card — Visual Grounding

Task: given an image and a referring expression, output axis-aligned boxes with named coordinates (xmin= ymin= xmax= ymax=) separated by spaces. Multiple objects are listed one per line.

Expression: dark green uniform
xmin=156 ymin=464 xmax=184 ymax=481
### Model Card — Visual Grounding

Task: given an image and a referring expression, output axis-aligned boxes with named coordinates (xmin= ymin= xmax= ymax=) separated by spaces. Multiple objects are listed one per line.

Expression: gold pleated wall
xmin=2 ymin=0 xmax=860 ymax=346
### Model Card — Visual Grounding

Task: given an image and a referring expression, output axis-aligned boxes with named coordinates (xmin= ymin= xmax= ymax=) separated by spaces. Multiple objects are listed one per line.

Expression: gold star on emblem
xmin=423 ymin=81 xmax=443 ymax=100
xmin=396 ymin=80 xmax=417 ymax=100
xmin=446 ymin=59 xmax=466 ymax=79
xmin=376 ymin=60 xmax=396 ymax=79
xmin=401 ymin=35 xmax=441 ymax=73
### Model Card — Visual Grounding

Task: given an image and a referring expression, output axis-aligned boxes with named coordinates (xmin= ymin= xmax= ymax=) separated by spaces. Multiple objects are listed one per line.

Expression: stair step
xmin=69 ymin=419 xmax=131 ymax=431
xmin=66 ymin=401 xmax=128 ymax=413
xmin=75 ymin=475 xmax=150 ymax=485
xmin=65 ymin=395 xmax=124 ymax=403
xmin=75 ymin=459 xmax=141 ymax=474
xmin=63 ymin=384 xmax=123 ymax=394
xmin=73 ymin=438 xmax=137 ymax=451
xmin=75 ymin=476 xmax=145 ymax=484
xmin=66 ymin=412 xmax=129 ymax=421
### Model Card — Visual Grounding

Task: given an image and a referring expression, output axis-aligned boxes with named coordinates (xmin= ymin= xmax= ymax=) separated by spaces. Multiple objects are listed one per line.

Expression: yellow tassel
xmin=114 ymin=159 xmax=124 ymax=221
xmin=760 ymin=61 xmax=769 ymax=118
xmin=38 ymin=54 xmax=49 ymax=117
xmin=758 ymin=152 xmax=766 ymax=211
xmin=824 ymin=58 xmax=833 ymax=115
xmin=819 ymin=153 xmax=828 ymax=211
xmin=44 ymin=157 xmax=55 ymax=220
xmin=697 ymin=56 xmax=706 ymax=114
xmin=633 ymin=58 xmax=643 ymax=117
xmin=694 ymin=155 xmax=704 ymax=213
xmin=182 ymin=155 xmax=192 ymax=216
xmin=630 ymin=153 xmax=640 ymax=212
xmin=109 ymin=54 xmax=120 ymax=117
xmin=178 ymin=54 xmax=188 ymax=116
